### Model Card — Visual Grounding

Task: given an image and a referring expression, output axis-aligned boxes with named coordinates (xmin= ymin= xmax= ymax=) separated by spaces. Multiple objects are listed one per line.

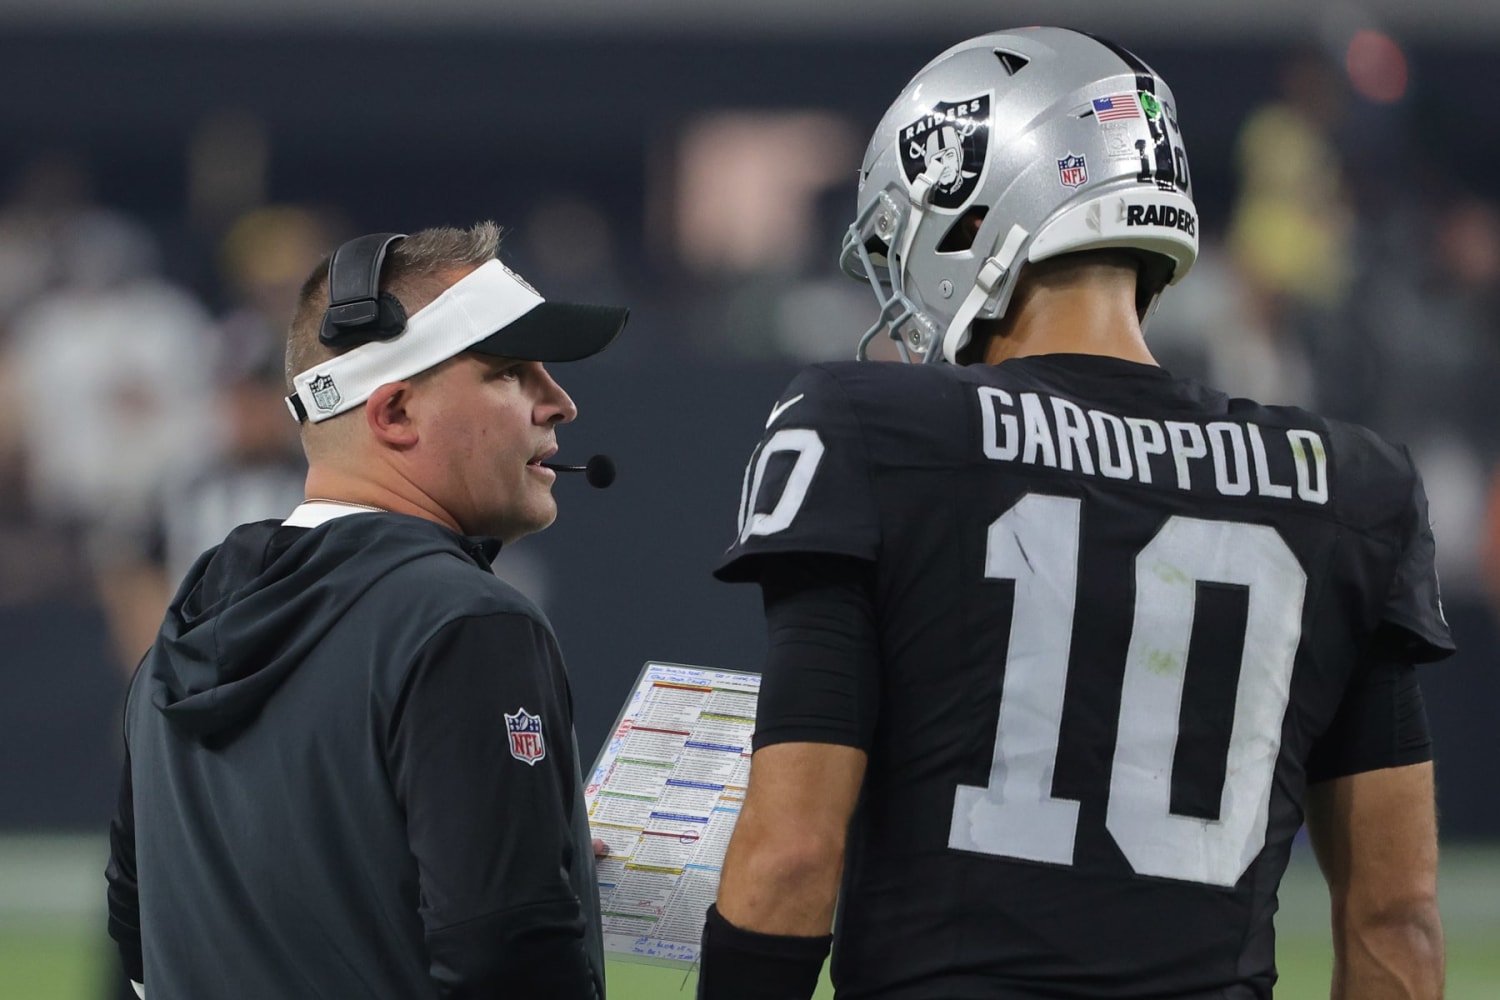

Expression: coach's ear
xmin=366 ymin=381 xmax=418 ymax=448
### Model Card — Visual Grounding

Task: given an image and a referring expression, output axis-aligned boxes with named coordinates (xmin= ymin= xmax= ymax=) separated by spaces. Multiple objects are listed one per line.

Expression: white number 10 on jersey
xmin=949 ymin=493 xmax=1307 ymax=888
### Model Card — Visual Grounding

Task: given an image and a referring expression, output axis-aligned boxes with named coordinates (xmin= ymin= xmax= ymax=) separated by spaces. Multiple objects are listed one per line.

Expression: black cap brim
xmin=468 ymin=302 xmax=628 ymax=363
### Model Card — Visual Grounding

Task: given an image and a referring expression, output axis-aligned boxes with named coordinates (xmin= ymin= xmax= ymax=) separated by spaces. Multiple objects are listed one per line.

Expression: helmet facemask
xmin=840 ymin=165 xmax=948 ymax=363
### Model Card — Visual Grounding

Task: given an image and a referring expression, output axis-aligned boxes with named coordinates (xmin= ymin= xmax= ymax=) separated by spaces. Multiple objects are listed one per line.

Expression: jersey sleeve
xmin=715 ymin=366 xmax=880 ymax=584
xmin=1372 ymin=457 xmax=1456 ymax=663
xmin=1305 ymin=658 xmax=1433 ymax=782
xmin=752 ymin=553 xmax=881 ymax=752
xmin=388 ymin=612 xmax=601 ymax=999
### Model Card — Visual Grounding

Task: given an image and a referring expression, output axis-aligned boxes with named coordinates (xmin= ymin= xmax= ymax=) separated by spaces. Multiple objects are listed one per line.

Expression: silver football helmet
xmin=841 ymin=27 xmax=1199 ymax=363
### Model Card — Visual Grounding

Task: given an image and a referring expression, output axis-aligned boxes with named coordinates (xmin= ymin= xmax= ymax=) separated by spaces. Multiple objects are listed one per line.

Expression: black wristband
xmin=697 ymin=903 xmax=831 ymax=1000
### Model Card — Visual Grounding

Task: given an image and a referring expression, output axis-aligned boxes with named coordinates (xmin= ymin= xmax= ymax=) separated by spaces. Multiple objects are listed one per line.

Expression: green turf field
xmin=3 ymin=835 xmax=1495 ymax=1000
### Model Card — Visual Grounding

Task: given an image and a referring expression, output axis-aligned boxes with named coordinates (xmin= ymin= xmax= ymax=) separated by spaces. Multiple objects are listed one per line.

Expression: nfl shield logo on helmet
xmin=505 ymin=707 xmax=546 ymax=765
xmin=1057 ymin=153 xmax=1088 ymax=189
xmin=309 ymin=374 xmax=341 ymax=412
xmin=898 ymin=93 xmax=991 ymax=210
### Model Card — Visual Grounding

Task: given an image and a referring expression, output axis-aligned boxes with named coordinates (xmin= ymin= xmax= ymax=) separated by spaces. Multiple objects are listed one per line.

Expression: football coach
xmin=105 ymin=223 xmax=626 ymax=999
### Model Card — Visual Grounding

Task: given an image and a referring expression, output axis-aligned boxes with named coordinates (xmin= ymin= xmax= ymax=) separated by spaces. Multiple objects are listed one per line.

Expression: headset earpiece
xmin=320 ymin=232 xmax=409 ymax=347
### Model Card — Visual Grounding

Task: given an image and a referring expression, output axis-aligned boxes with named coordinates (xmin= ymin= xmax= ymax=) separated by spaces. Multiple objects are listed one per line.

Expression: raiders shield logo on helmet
xmin=898 ymin=94 xmax=991 ymax=210
xmin=310 ymin=374 xmax=341 ymax=412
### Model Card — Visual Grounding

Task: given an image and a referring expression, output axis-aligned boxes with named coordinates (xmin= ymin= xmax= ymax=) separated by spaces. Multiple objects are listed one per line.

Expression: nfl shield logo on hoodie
xmin=505 ymin=708 xmax=546 ymax=765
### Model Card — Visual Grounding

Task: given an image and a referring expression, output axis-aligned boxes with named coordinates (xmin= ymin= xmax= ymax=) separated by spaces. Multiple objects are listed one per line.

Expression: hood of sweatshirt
xmin=147 ymin=512 xmax=498 ymax=739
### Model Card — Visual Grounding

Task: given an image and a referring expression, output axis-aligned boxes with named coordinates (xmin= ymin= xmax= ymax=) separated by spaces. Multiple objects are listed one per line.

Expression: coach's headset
xmin=282 ymin=233 xmax=407 ymax=424
xmin=321 ymin=232 xmax=409 ymax=348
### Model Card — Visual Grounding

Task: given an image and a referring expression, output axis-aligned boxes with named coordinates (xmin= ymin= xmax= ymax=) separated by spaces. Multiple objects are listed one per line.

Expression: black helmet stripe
xmin=1077 ymin=31 xmax=1179 ymax=192
xmin=1077 ymin=30 xmax=1155 ymax=88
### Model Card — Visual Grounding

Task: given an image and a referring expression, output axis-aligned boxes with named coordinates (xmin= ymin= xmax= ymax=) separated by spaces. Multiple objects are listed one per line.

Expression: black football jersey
xmin=716 ymin=355 xmax=1453 ymax=1000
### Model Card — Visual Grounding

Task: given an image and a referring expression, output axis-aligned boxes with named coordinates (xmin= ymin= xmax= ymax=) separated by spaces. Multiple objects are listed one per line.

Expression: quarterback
xmin=700 ymin=27 xmax=1450 ymax=1000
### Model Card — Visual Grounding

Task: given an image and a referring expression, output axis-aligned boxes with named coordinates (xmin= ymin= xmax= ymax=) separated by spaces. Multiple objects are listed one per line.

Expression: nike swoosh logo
xmin=765 ymin=393 xmax=805 ymax=428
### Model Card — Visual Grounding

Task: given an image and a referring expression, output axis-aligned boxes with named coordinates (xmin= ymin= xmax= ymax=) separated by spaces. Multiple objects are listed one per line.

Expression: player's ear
xmin=366 ymin=381 xmax=419 ymax=448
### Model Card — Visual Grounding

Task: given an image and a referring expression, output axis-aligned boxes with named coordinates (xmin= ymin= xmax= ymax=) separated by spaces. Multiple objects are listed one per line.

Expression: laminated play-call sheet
xmin=585 ymin=661 xmax=760 ymax=966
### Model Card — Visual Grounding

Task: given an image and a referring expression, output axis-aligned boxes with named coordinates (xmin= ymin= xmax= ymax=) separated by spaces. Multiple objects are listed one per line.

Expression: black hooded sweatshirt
xmin=106 ymin=510 xmax=604 ymax=999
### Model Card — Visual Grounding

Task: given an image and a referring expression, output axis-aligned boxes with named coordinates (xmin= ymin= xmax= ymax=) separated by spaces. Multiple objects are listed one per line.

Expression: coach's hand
xmin=592 ymin=838 xmax=611 ymax=859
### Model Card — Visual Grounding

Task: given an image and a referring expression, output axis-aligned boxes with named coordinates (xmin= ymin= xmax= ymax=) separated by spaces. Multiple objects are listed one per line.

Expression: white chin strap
xmin=939 ymin=223 xmax=1029 ymax=363
xmin=896 ymin=159 xmax=945 ymax=281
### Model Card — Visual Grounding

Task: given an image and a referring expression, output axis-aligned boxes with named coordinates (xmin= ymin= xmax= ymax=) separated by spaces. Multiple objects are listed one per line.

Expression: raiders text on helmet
xmin=840 ymin=27 xmax=1199 ymax=363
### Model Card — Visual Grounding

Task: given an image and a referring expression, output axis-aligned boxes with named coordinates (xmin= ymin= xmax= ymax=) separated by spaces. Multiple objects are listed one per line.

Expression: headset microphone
xmin=541 ymin=454 xmax=616 ymax=489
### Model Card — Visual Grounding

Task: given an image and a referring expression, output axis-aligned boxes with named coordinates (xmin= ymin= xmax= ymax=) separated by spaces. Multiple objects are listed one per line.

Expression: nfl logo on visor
xmin=505 ymin=708 xmax=546 ymax=765
xmin=310 ymin=374 xmax=341 ymax=412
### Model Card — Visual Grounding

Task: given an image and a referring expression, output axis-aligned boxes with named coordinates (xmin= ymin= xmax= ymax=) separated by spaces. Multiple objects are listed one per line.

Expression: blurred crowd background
xmin=0 ymin=2 xmax=1497 ymax=994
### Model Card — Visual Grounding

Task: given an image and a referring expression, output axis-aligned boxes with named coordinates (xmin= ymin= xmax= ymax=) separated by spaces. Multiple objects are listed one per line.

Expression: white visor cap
xmin=287 ymin=258 xmax=627 ymax=423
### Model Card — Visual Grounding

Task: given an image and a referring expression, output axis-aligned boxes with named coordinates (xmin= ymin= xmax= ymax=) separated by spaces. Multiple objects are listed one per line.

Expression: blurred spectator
xmin=1228 ymin=52 xmax=1354 ymax=315
xmin=1483 ymin=466 xmax=1500 ymax=617
xmin=147 ymin=377 xmax=307 ymax=591
xmin=215 ymin=206 xmax=338 ymax=382
xmin=0 ymin=153 xmax=94 ymax=319
xmin=104 ymin=207 xmax=336 ymax=664
xmin=1147 ymin=241 xmax=1317 ymax=408
xmin=661 ymin=111 xmax=861 ymax=360
xmin=1356 ymin=197 xmax=1500 ymax=431
xmin=0 ymin=156 xmax=103 ymax=601
xmin=8 ymin=211 xmax=218 ymax=633
xmin=1350 ymin=195 xmax=1500 ymax=596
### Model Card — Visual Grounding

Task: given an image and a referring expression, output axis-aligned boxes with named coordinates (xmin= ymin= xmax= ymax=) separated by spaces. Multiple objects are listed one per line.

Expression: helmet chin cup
xmin=849 ymin=223 xmax=940 ymax=363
